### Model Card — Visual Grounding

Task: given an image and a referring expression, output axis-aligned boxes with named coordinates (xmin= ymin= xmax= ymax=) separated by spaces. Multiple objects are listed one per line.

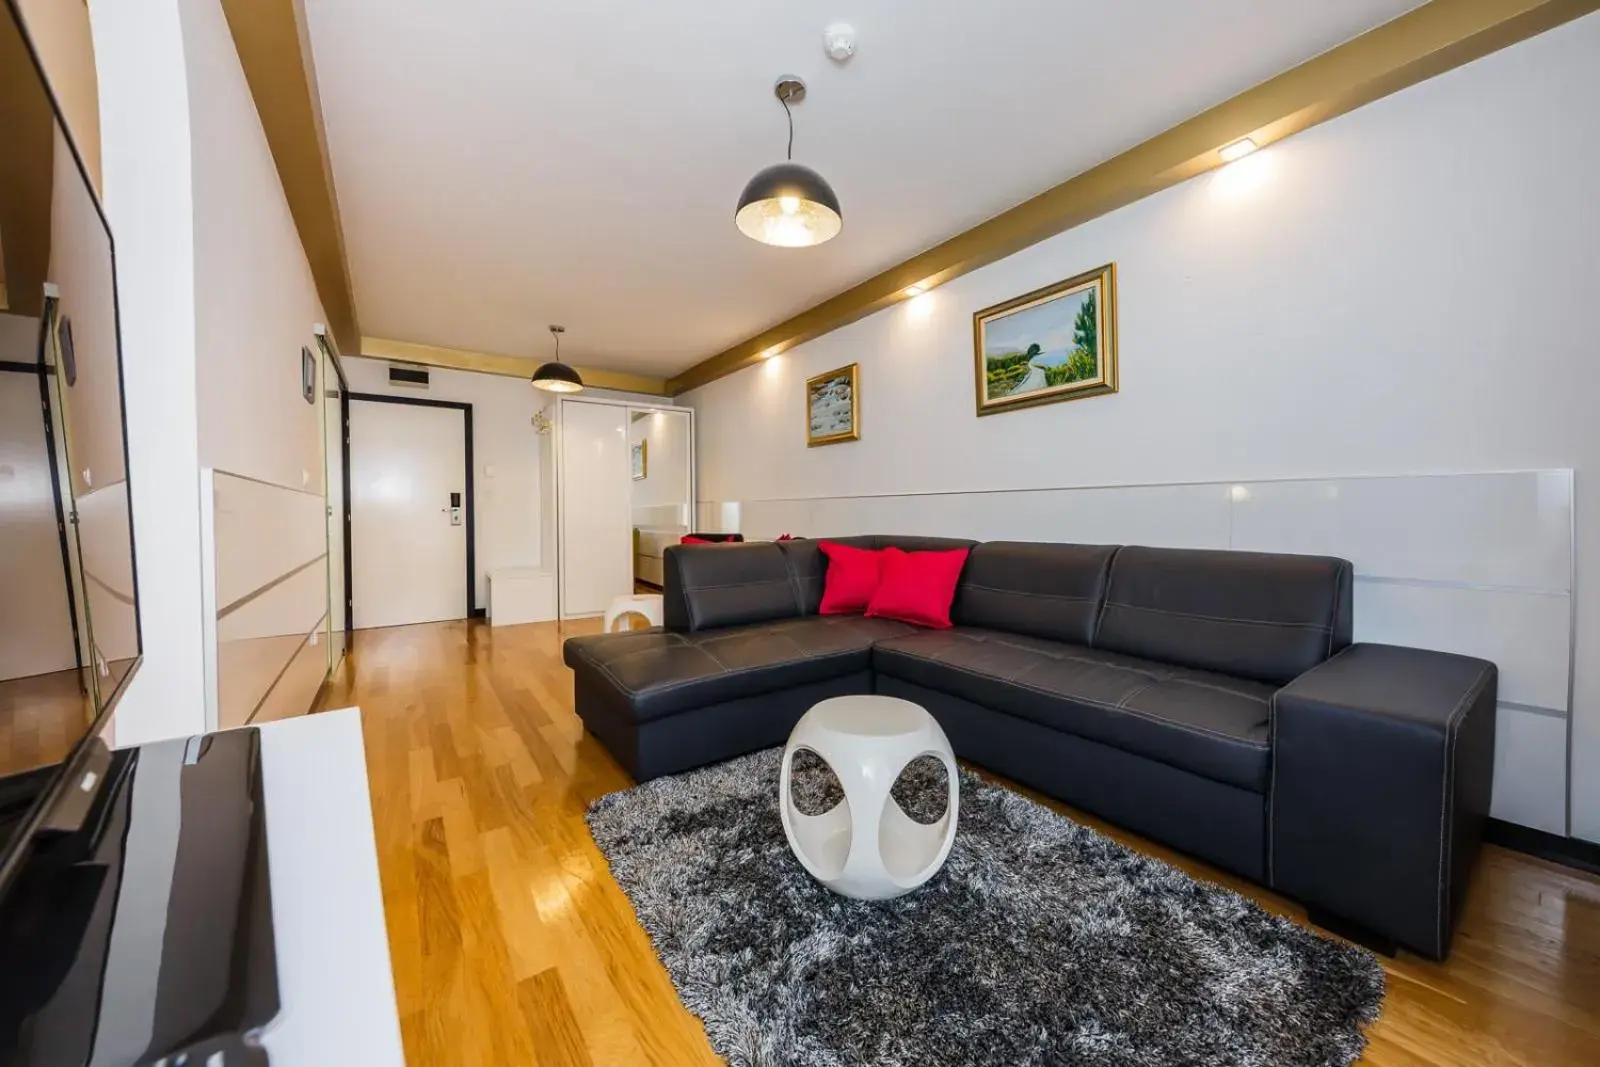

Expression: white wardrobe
xmin=542 ymin=396 xmax=694 ymax=619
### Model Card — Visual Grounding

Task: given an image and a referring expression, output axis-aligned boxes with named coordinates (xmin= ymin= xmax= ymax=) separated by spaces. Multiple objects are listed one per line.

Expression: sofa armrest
xmin=1270 ymin=643 xmax=1496 ymax=959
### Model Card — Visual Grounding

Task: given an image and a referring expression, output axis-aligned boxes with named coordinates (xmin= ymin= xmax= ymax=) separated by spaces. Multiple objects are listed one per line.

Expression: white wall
xmin=183 ymin=0 xmax=326 ymax=496
xmin=91 ymin=0 xmax=334 ymax=741
xmin=341 ymin=358 xmax=669 ymax=608
xmin=89 ymin=0 xmax=205 ymax=746
xmin=181 ymin=0 xmax=330 ymax=727
xmin=685 ymin=15 xmax=1600 ymax=839
xmin=342 ymin=360 xmax=541 ymax=608
xmin=629 ymin=408 xmax=692 ymax=524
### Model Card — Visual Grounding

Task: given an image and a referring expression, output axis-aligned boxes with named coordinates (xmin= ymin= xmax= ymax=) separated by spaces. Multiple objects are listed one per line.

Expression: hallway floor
xmin=320 ymin=619 xmax=1600 ymax=1066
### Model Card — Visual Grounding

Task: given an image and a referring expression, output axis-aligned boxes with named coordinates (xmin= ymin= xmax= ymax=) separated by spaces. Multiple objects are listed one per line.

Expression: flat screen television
xmin=0 ymin=0 xmax=141 ymax=903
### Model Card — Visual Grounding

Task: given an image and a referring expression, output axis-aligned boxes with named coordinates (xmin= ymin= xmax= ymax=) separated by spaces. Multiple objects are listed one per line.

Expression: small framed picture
xmin=806 ymin=362 xmax=859 ymax=447
xmin=631 ymin=439 xmax=648 ymax=480
xmin=974 ymin=262 xmax=1117 ymax=416
xmin=300 ymin=345 xmax=316 ymax=405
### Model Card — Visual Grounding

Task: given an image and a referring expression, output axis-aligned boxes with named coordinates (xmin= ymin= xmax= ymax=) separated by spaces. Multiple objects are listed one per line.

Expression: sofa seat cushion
xmin=564 ymin=615 xmax=914 ymax=723
xmin=873 ymin=627 xmax=1273 ymax=791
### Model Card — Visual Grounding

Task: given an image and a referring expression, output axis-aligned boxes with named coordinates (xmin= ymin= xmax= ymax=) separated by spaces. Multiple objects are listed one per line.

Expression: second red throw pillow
xmin=866 ymin=546 xmax=970 ymax=629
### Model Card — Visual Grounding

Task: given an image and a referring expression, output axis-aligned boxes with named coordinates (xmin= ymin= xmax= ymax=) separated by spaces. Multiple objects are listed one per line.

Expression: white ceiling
xmin=304 ymin=0 xmax=1423 ymax=377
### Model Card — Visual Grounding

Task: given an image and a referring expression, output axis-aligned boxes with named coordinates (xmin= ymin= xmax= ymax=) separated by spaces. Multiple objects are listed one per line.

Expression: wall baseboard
xmin=1483 ymin=818 xmax=1600 ymax=878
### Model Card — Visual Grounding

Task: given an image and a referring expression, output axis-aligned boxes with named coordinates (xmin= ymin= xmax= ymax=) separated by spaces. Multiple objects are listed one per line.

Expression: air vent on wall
xmin=388 ymin=364 xmax=429 ymax=389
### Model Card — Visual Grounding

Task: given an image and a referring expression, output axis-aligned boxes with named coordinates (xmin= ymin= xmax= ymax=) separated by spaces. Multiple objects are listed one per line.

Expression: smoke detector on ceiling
xmin=823 ymin=22 xmax=857 ymax=62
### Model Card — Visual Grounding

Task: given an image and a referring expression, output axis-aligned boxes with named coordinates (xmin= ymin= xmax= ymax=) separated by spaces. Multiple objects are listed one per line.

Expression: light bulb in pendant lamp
xmin=735 ymin=77 xmax=842 ymax=248
xmin=532 ymin=324 xmax=584 ymax=393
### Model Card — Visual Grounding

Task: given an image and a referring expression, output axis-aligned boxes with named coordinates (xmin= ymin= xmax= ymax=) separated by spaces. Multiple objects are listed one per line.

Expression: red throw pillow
xmin=866 ymin=547 xmax=970 ymax=629
xmin=680 ymin=535 xmax=711 ymax=544
xmin=818 ymin=541 xmax=884 ymax=615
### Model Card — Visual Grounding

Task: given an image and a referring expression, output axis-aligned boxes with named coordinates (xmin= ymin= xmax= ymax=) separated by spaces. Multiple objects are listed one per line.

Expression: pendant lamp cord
xmin=781 ymin=94 xmax=794 ymax=160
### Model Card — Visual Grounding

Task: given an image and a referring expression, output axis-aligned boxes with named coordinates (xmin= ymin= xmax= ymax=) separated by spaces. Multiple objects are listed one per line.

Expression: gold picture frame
xmin=805 ymin=362 xmax=860 ymax=447
xmin=973 ymin=262 xmax=1118 ymax=416
xmin=630 ymin=438 xmax=648 ymax=480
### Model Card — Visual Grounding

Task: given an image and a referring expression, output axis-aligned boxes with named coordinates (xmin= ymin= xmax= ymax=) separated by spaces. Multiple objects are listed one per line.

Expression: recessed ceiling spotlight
xmin=904 ymin=283 xmax=927 ymax=297
xmin=1219 ymin=137 xmax=1258 ymax=163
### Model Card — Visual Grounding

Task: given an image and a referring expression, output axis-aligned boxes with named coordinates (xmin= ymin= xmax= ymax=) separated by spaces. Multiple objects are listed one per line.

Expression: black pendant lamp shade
xmin=735 ymin=78 xmax=842 ymax=248
xmin=532 ymin=324 xmax=583 ymax=393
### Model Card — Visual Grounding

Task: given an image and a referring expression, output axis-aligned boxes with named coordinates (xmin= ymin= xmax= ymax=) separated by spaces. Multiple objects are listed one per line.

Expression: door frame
xmin=344 ymin=392 xmax=480 ymax=629
xmin=318 ymin=334 xmax=352 ymax=656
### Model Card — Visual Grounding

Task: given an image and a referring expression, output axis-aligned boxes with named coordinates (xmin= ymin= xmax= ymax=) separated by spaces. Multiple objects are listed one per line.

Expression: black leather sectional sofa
xmin=564 ymin=535 xmax=1497 ymax=960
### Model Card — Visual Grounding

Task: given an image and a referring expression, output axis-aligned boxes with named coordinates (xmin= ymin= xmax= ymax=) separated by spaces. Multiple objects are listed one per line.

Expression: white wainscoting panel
xmin=211 ymin=471 xmax=327 ymax=609
xmin=1491 ymin=705 xmax=1570 ymax=835
xmin=1230 ymin=471 xmax=1572 ymax=589
xmin=1352 ymin=582 xmax=1570 ymax=712
xmin=201 ymin=470 xmax=330 ymax=730
xmin=699 ymin=468 xmax=1575 ymax=833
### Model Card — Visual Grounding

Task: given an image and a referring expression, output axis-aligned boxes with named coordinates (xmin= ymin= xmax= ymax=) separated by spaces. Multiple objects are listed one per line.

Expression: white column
xmin=88 ymin=0 xmax=207 ymax=743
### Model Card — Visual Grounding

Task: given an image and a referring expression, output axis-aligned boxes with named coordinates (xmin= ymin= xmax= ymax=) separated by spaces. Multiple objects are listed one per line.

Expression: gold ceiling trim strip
xmin=221 ymin=0 xmax=361 ymax=354
xmin=667 ymin=0 xmax=1597 ymax=395
xmin=356 ymin=336 xmax=670 ymax=397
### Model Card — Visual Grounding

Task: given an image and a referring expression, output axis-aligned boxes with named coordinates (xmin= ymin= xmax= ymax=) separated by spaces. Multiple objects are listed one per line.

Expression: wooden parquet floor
xmin=319 ymin=619 xmax=1600 ymax=1066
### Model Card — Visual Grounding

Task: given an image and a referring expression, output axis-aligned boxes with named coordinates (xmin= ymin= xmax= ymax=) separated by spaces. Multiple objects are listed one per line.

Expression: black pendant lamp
xmin=531 ymin=324 xmax=583 ymax=393
xmin=735 ymin=77 xmax=842 ymax=248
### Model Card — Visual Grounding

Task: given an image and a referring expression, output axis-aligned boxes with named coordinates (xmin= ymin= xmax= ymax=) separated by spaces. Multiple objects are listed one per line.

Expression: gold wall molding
xmin=221 ymin=0 xmax=360 ymax=354
xmin=666 ymin=0 xmax=1598 ymax=395
xmin=356 ymin=336 xmax=669 ymax=397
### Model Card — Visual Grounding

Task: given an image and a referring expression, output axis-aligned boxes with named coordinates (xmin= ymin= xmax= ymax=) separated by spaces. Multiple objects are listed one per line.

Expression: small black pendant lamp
xmin=531 ymin=324 xmax=583 ymax=393
xmin=735 ymin=77 xmax=842 ymax=248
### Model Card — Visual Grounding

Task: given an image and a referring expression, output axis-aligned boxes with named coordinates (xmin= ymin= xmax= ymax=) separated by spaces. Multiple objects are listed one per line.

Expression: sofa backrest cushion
xmin=952 ymin=541 xmax=1118 ymax=646
xmin=777 ymin=535 xmax=976 ymax=616
xmin=1094 ymin=546 xmax=1353 ymax=684
xmin=663 ymin=542 xmax=800 ymax=631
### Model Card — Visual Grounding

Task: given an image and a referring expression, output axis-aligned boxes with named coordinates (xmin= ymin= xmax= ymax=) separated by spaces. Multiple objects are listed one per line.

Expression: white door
xmin=348 ymin=399 xmax=468 ymax=630
xmin=559 ymin=401 xmax=632 ymax=617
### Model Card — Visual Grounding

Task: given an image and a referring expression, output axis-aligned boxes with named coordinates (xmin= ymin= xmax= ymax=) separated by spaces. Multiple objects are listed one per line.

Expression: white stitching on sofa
xmin=962 ymin=583 xmax=1097 ymax=603
xmin=1437 ymin=664 xmax=1492 ymax=957
xmin=684 ymin=578 xmax=794 ymax=591
xmin=884 ymin=646 xmax=1270 ymax=752
xmin=1103 ymin=602 xmax=1332 ymax=631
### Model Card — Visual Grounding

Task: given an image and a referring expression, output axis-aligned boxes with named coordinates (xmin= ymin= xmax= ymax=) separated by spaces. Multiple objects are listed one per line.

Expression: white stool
xmin=603 ymin=593 xmax=663 ymax=633
xmin=780 ymin=695 xmax=958 ymax=900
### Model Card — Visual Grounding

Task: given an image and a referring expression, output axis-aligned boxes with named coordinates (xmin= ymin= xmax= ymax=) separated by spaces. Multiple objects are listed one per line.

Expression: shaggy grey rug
xmin=586 ymin=749 xmax=1385 ymax=1067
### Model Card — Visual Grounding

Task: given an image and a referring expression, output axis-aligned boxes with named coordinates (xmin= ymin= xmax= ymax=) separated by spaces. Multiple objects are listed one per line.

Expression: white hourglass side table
xmin=779 ymin=695 xmax=959 ymax=900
